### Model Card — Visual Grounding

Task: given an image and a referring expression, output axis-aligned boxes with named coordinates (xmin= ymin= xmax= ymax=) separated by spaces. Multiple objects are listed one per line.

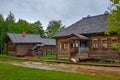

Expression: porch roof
xmin=31 ymin=44 xmax=44 ymax=50
xmin=70 ymin=33 xmax=88 ymax=40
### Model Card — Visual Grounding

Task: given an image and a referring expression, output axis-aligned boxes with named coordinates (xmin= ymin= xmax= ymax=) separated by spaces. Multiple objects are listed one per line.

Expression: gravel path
xmin=1 ymin=61 xmax=120 ymax=78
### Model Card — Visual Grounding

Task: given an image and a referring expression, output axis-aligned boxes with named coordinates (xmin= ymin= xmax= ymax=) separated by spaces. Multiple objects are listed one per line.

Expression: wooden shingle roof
xmin=7 ymin=33 xmax=42 ymax=43
xmin=6 ymin=33 xmax=56 ymax=45
xmin=54 ymin=14 xmax=108 ymax=37
xmin=42 ymin=38 xmax=56 ymax=45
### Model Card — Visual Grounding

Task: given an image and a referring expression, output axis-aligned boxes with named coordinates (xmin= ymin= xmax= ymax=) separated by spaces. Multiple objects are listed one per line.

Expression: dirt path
xmin=1 ymin=61 xmax=120 ymax=78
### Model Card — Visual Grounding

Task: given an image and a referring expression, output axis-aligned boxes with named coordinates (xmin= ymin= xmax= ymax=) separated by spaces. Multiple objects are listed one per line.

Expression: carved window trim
xmin=101 ymin=38 xmax=107 ymax=49
xmin=59 ymin=41 xmax=68 ymax=50
xmin=111 ymin=37 xmax=118 ymax=49
xmin=92 ymin=39 xmax=98 ymax=49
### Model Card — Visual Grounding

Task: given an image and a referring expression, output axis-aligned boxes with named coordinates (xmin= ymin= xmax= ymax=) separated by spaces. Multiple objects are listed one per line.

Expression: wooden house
xmin=4 ymin=32 xmax=56 ymax=56
xmin=54 ymin=13 xmax=120 ymax=62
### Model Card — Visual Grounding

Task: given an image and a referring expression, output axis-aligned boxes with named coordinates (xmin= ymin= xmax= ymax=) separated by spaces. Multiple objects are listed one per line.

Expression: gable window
xmin=92 ymin=39 xmax=98 ymax=49
xmin=101 ymin=38 xmax=107 ymax=49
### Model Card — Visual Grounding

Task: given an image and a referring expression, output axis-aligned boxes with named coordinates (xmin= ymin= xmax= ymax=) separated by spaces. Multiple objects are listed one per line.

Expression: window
xmin=74 ymin=40 xmax=79 ymax=48
xmin=59 ymin=41 xmax=68 ymax=50
xmin=75 ymin=42 xmax=79 ymax=47
xmin=59 ymin=44 xmax=62 ymax=50
xmin=64 ymin=43 xmax=67 ymax=49
xmin=81 ymin=41 xmax=87 ymax=48
xmin=92 ymin=39 xmax=98 ymax=49
xmin=70 ymin=43 xmax=74 ymax=48
xmin=101 ymin=38 xmax=107 ymax=49
xmin=108 ymin=38 xmax=111 ymax=48
xmin=111 ymin=37 xmax=118 ymax=48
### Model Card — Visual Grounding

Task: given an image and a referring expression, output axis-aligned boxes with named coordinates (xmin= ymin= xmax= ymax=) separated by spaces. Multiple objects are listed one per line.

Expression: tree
xmin=12 ymin=19 xmax=27 ymax=33
xmin=24 ymin=23 xmax=36 ymax=34
xmin=0 ymin=14 xmax=5 ymax=53
xmin=6 ymin=12 xmax=15 ymax=23
xmin=9 ymin=19 xmax=36 ymax=34
xmin=0 ymin=12 xmax=40 ymax=53
xmin=46 ymin=20 xmax=65 ymax=38
xmin=5 ymin=12 xmax=15 ymax=32
xmin=34 ymin=21 xmax=45 ymax=37
xmin=106 ymin=0 xmax=120 ymax=51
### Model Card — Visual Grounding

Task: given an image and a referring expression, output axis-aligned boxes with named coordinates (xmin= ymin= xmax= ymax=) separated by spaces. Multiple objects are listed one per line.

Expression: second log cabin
xmin=54 ymin=13 xmax=120 ymax=62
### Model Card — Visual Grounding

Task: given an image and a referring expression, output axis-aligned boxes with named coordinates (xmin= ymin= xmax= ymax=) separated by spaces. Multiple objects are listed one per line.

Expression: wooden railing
xmin=80 ymin=47 xmax=89 ymax=52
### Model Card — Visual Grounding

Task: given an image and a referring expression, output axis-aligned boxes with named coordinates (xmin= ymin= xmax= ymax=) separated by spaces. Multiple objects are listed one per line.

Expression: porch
xmin=57 ymin=33 xmax=89 ymax=61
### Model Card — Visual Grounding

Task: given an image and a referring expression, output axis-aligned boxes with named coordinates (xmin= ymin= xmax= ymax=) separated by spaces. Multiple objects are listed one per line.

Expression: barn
xmin=4 ymin=32 xmax=56 ymax=56
xmin=53 ymin=13 xmax=120 ymax=62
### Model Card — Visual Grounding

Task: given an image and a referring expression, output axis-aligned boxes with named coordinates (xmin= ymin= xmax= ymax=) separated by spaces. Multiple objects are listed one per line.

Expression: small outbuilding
xmin=4 ymin=32 xmax=56 ymax=56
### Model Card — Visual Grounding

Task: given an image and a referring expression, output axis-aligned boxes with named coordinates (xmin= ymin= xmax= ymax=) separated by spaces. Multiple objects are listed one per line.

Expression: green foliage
xmin=46 ymin=20 xmax=65 ymax=38
xmin=112 ymin=43 xmax=120 ymax=51
xmin=9 ymin=19 xmax=26 ymax=32
xmin=34 ymin=21 xmax=45 ymax=37
xmin=0 ymin=12 xmax=39 ymax=53
xmin=0 ymin=14 xmax=7 ymax=54
xmin=106 ymin=0 xmax=120 ymax=34
xmin=6 ymin=12 xmax=15 ymax=32
xmin=0 ymin=12 xmax=65 ymax=53
xmin=106 ymin=0 xmax=120 ymax=51
xmin=24 ymin=23 xmax=36 ymax=33
xmin=0 ymin=63 xmax=119 ymax=80
xmin=110 ymin=0 xmax=120 ymax=4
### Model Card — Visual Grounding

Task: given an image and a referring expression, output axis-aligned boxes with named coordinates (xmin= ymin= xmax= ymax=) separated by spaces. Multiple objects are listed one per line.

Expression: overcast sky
xmin=0 ymin=0 xmax=111 ymax=29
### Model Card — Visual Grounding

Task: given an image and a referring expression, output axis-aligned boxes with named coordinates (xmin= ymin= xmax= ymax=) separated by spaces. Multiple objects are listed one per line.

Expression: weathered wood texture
xmin=56 ymin=34 xmax=120 ymax=62
xmin=16 ymin=44 xmax=34 ymax=56
xmin=88 ymin=34 xmax=120 ymax=62
xmin=56 ymin=38 xmax=70 ymax=60
xmin=6 ymin=40 xmax=56 ymax=56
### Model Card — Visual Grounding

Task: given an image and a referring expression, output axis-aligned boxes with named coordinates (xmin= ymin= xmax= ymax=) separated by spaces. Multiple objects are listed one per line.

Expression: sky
xmin=0 ymin=0 xmax=111 ymax=29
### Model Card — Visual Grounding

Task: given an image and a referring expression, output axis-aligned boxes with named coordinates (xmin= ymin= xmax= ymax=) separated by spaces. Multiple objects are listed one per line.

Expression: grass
xmin=0 ymin=54 xmax=119 ymax=65
xmin=0 ymin=54 xmax=25 ymax=62
xmin=0 ymin=63 xmax=119 ymax=80
xmin=90 ymin=61 xmax=120 ymax=65
xmin=40 ymin=55 xmax=56 ymax=60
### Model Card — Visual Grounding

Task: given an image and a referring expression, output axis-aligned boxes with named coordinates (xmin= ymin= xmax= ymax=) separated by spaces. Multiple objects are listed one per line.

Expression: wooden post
xmin=68 ymin=40 xmax=71 ymax=60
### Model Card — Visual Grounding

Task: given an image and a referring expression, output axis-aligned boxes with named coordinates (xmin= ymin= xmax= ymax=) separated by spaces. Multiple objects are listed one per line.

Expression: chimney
xmin=22 ymin=32 xmax=26 ymax=37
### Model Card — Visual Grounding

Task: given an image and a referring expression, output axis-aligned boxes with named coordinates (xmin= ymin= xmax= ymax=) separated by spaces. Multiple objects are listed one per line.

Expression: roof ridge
xmin=7 ymin=32 xmax=39 ymax=35
xmin=54 ymin=13 xmax=108 ymax=37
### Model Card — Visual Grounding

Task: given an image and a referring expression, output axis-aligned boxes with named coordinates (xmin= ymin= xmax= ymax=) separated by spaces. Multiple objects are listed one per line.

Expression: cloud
xmin=0 ymin=0 xmax=111 ymax=29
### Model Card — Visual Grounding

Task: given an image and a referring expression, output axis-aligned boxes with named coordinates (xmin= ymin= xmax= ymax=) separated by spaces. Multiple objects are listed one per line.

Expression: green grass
xmin=91 ymin=61 xmax=120 ymax=64
xmin=0 ymin=63 xmax=119 ymax=80
xmin=0 ymin=54 xmax=25 ymax=62
xmin=40 ymin=55 xmax=56 ymax=60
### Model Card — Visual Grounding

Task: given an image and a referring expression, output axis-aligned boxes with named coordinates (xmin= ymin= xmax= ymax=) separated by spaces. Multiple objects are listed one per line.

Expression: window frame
xmin=92 ymin=39 xmax=98 ymax=49
xmin=101 ymin=38 xmax=108 ymax=49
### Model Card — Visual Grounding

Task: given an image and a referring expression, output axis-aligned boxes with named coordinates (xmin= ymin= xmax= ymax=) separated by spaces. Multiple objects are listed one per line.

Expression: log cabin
xmin=53 ymin=13 xmax=120 ymax=62
xmin=4 ymin=32 xmax=56 ymax=56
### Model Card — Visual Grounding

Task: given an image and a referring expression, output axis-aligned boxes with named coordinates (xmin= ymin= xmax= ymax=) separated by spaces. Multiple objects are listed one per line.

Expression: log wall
xmin=89 ymin=34 xmax=120 ymax=62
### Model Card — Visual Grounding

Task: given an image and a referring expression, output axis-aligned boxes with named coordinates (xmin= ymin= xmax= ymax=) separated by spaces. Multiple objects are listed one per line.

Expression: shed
xmin=4 ymin=32 xmax=56 ymax=56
